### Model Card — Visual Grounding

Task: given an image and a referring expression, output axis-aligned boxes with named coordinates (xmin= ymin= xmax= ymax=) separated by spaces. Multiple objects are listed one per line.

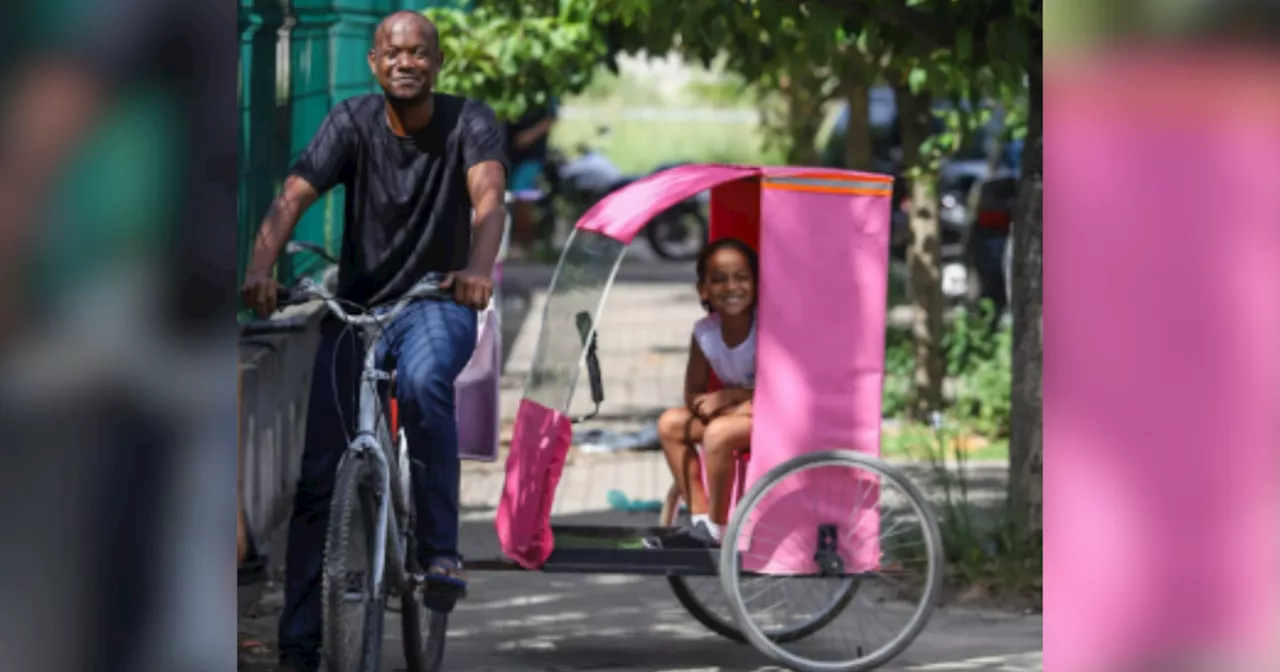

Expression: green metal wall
xmin=237 ymin=0 xmax=470 ymax=291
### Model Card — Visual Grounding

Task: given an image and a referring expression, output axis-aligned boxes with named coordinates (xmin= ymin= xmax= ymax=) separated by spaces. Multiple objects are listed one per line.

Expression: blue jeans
xmin=278 ymin=298 xmax=477 ymax=670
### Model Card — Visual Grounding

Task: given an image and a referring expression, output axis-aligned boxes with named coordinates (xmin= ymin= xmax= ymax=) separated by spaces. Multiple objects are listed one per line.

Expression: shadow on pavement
xmin=239 ymin=508 xmax=1041 ymax=672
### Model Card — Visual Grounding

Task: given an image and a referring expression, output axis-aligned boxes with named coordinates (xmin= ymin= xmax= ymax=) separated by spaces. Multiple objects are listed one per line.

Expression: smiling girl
xmin=657 ymin=238 xmax=758 ymax=545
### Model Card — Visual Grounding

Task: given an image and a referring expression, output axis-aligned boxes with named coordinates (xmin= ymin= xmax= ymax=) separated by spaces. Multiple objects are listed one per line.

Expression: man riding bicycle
xmin=239 ymin=11 xmax=506 ymax=672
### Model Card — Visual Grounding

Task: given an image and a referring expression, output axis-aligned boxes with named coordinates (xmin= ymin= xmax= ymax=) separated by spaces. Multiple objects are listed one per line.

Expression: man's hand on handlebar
xmin=440 ymin=269 xmax=492 ymax=311
xmin=240 ymin=269 xmax=282 ymax=318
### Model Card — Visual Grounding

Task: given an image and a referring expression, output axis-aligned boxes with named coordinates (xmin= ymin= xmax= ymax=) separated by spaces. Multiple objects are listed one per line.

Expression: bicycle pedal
xmin=423 ymin=581 xmax=467 ymax=599
xmin=419 ymin=590 xmax=460 ymax=614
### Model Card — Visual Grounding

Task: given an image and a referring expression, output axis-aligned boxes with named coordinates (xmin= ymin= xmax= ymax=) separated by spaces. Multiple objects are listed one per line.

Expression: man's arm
xmin=239 ymin=176 xmax=321 ymax=316
xmin=245 ymin=102 xmax=354 ymax=278
xmin=442 ymin=98 xmax=508 ymax=310
xmin=244 ymin=176 xmax=321 ymax=277
xmin=241 ymin=104 xmax=353 ymax=315
xmin=464 ymin=161 xmax=507 ymax=278
xmin=458 ymin=99 xmax=509 ymax=284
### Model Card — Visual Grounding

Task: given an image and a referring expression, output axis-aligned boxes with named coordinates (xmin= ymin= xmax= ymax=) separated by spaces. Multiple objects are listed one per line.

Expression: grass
xmin=550 ymin=114 xmax=780 ymax=175
xmin=882 ymin=422 xmax=1041 ymax=611
xmin=881 ymin=422 xmax=1009 ymax=461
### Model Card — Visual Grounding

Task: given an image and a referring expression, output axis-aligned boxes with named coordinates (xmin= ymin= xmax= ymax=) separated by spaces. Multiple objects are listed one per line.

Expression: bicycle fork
xmin=351 ymin=364 xmax=413 ymax=601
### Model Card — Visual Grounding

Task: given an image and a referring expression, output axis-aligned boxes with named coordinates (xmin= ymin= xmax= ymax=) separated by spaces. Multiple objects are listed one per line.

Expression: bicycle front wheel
xmin=322 ymin=453 xmax=387 ymax=672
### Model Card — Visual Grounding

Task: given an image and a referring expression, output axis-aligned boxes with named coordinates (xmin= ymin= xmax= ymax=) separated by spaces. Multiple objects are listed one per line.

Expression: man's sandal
xmin=421 ymin=556 xmax=468 ymax=595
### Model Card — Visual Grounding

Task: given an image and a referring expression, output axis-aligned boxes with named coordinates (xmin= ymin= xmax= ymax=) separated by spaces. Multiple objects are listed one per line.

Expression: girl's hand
xmin=689 ymin=393 xmax=712 ymax=419
xmin=691 ymin=390 xmax=745 ymax=420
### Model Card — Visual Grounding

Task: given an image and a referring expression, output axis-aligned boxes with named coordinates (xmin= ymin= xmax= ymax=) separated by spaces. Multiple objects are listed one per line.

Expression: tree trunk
xmin=782 ymin=70 xmax=826 ymax=166
xmin=842 ymin=50 xmax=873 ymax=171
xmin=1007 ymin=24 xmax=1043 ymax=535
xmin=894 ymin=84 xmax=945 ymax=419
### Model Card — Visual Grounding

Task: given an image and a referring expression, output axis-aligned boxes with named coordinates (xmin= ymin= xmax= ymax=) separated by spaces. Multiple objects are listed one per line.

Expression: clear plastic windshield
xmin=523 ymin=229 xmax=628 ymax=413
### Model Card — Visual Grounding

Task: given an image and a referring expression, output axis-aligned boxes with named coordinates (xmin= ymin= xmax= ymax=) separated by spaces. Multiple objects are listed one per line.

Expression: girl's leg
xmin=702 ymin=405 xmax=752 ymax=528
xmin=657 ymin=406 xmax=707 ymax=515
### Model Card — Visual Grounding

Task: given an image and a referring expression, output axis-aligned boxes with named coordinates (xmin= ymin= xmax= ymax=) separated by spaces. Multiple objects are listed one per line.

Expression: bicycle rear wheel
xmin=720 ymin=450 xmax=944 ymax=672
xmin=393 ymin=422 xmax=451 ymax=672
xmin=401 ymin=593 xmax=449 ymax=672
xmin=322 ymin=453 xmax=386 ymax=672
xmin=662 ymin=484 xmax=858 ymax=644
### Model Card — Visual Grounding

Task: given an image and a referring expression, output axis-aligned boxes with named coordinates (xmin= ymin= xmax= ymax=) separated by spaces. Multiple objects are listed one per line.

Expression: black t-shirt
xmin=291 ymin=93 xmax=507 ymax=307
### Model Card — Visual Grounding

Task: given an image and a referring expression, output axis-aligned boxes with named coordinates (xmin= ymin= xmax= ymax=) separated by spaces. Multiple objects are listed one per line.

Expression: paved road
xmin=240 ymin=562 xmax=1041 ymax=672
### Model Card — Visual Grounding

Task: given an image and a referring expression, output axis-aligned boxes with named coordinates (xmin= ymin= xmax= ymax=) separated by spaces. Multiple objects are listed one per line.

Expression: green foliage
xmin=426 ymin=5 xmax=603 ymax=120
xmin=878 ymin=429 xmax=1040 ymax=610
xmin=882 ymin=301 xmax=1011 ymax=438
xmin=945 ymin=302 xmax=1012 ymax=439
xmin=423 ymin=0 xmax=1038 ymax=155
xmin=423 ymin=0 xmax=1037 ymax=174
xmin=882 ymin=0 xmax=1035 ymax=176
xmin=883 ymin=326 xmax=914 ymax=419
xmin=424 ymin=0 xmax=652 ymax=121
xmin=599 ymin=1 xmax=829 ymax=80
xmin=903 ymin=423 xmax=1042 ymax=608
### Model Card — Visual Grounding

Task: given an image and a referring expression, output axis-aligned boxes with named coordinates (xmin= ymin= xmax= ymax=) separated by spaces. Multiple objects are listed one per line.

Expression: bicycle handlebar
xmin=281 ymin=276 xmax=452 ymax=329
xmin=240 ymin=243 xmax=455 ymax=336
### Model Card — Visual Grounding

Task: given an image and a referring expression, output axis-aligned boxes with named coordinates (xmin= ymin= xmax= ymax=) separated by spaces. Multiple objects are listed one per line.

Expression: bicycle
xmin=273 ymin=242 xmax=457 ymax=672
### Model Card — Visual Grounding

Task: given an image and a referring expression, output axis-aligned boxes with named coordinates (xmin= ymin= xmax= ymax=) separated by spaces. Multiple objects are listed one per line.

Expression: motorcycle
xmin=533 ymin=127 xmax=709 ymax=261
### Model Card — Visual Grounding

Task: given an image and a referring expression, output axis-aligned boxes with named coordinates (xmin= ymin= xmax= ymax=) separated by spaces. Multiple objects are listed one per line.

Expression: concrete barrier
xmin=237 ymin=304 xmax=324 ymax=576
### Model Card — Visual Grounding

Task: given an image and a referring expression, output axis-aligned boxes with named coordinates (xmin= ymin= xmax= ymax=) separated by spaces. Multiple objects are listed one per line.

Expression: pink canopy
xmin=576 ymin=163 xmax=891 ymax=246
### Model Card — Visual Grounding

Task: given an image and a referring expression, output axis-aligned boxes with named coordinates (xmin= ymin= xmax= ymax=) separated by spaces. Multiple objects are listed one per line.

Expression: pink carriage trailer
xmin=474 ymin=164 xmax=944 ymax=672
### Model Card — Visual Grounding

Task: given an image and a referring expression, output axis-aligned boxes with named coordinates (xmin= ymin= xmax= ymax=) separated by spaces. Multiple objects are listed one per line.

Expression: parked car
xmin=962 ymin=172 xmax=1019 ymax=317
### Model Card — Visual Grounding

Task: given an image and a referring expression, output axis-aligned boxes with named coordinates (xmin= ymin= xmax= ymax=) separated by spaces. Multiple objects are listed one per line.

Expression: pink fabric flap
xmin=743 ymin=181 xmax=892 ymax=574
xmin=495 ymin=398 xmax=573 ymax=569
xmin=737 ymin=469 xmax=881 ymax=575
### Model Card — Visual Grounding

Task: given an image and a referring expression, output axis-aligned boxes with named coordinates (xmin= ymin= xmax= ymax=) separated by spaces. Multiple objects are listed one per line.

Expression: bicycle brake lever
xmin=277 ymin=278 xmax=316 ymax=308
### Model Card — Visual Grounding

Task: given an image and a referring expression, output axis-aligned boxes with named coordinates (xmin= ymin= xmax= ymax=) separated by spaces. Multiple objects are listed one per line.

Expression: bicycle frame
xmin=273 ymin=271 xmax=451 ymax=602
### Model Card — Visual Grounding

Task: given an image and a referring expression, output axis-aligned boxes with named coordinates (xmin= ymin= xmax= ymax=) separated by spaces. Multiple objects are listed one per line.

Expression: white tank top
xmin=693 ymin=312 xmax=757 ymax=389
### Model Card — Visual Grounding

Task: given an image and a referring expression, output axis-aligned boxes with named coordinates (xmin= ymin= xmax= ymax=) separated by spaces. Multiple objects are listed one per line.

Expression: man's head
xmin=368 ymin=11 xmax=442 ymax=103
